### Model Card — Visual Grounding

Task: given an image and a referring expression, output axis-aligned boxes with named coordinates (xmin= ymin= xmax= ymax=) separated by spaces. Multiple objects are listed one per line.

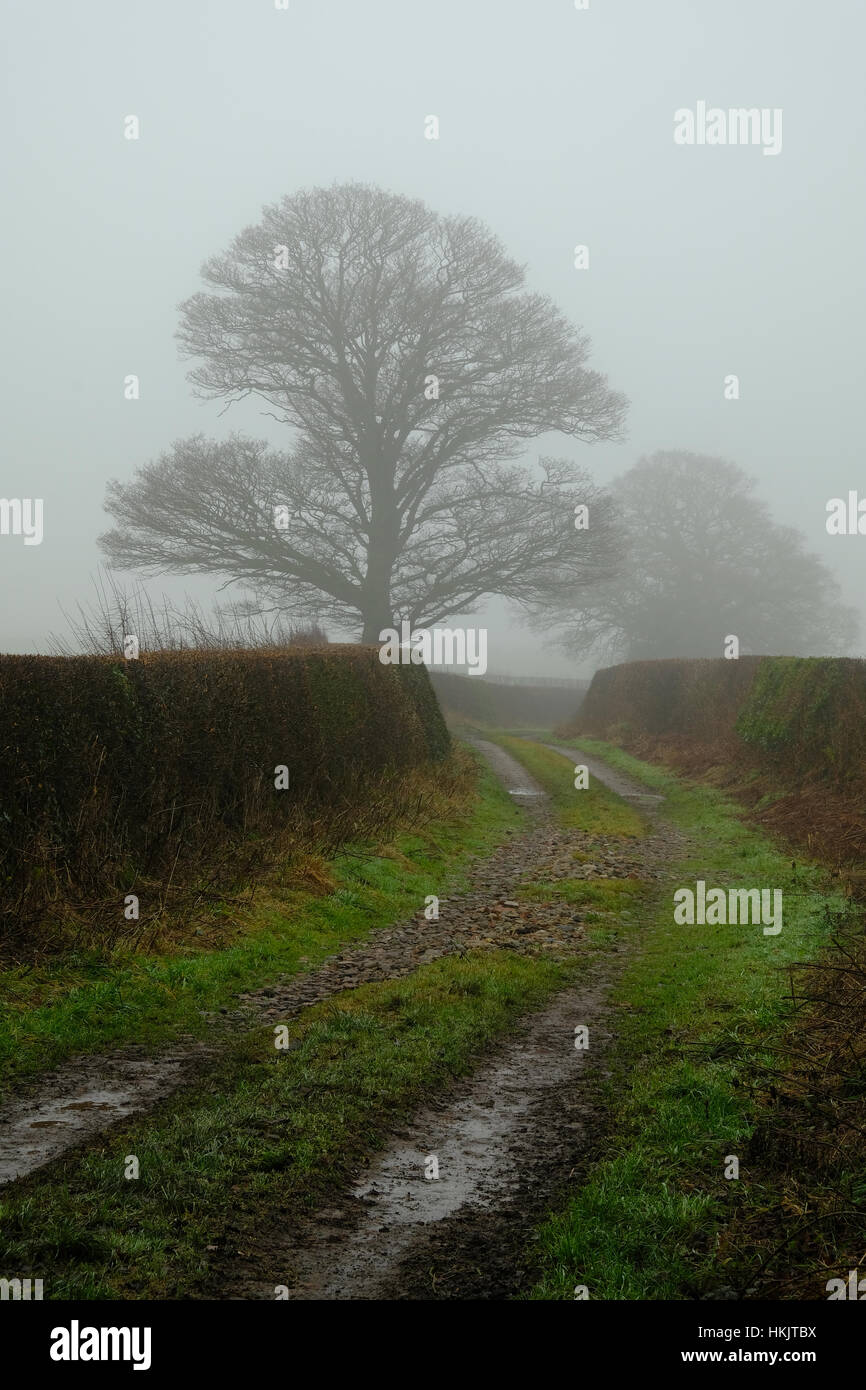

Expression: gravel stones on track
xmin=238 ymin=738 xmax=671 ymax=1026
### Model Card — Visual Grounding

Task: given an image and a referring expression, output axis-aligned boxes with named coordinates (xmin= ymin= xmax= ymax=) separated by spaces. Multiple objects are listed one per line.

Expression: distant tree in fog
xmin=545 ymin=450 xmax=859 ymax=660
xmin=100 ymin=182 xmax=626 ymax=641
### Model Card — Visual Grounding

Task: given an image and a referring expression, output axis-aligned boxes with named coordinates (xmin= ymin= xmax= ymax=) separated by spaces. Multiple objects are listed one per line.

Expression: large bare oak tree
xmin=101 ymin=183 xmax=626 ymax=640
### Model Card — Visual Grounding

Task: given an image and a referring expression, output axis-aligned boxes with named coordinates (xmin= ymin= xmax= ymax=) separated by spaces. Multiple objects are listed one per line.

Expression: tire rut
xmin=222 ymin=739 xmax=683 ymax=1300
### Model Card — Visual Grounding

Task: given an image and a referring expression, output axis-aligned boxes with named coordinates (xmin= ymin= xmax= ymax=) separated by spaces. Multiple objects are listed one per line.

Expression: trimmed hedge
xmin=571 ymin=655 xmax=866 ymax=791
xmin=0 ymin=646 xmax=449 ymax=925
xmin=575 ymin=657 xmax=764 ymax=741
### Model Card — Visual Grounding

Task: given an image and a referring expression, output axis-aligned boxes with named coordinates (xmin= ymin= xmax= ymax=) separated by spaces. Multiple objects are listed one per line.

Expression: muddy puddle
xmin=0 ymin=1046 xmax=211 ymax=1185
xmin=237 ymin=982 xmax=617 ymax=1300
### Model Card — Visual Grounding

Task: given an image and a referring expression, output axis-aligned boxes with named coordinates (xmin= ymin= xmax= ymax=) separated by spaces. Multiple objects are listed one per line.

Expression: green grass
xmin=517 ymin=879 xmax=644 ymax=909
xmin=487 ymin=734 xmax=646 ymax=837
xmin=0 ymin=950 xmax=571 ymax=1299
xmin=516 ymin=879 xmax=646 ymax=932
xmin=0 ymin=751 xmax=521 ymax=1097
xmin=527 ymin=736 xmax=850 ymax=1300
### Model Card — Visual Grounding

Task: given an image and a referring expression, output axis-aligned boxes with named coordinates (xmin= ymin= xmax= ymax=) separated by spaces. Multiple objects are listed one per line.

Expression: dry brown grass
xmin=1 ymin=746 xmax=477 ymax=966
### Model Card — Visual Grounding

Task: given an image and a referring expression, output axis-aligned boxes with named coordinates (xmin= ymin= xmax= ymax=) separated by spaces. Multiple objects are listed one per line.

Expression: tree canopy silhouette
xmin=101 ymin=182 xmax=626 ymax=640
xmin=544 ymin=450 xmax=859 ymax=659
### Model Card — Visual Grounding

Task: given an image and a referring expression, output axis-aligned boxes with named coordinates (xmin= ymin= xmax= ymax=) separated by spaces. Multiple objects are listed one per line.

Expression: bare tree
xmin=543 ymin=451 xmax=860 ymax=659
xmin=100 ymin=182 xmax=626 ymax=640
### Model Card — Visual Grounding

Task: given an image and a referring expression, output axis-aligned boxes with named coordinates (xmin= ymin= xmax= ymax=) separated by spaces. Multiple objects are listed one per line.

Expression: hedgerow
xmin=570 ymin=654 xmax=866 ymax=792
xmin=0 ymin=646 xmax=449 ymax=941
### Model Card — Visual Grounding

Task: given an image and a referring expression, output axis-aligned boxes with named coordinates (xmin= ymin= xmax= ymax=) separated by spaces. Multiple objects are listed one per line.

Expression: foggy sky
xmin=2 ymin=0 xmax=864 ymax=675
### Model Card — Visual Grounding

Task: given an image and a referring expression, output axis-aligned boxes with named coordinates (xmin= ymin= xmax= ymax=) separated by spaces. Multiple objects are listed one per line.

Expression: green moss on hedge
xmin=576 ymin=655 xmax=866 ymax=790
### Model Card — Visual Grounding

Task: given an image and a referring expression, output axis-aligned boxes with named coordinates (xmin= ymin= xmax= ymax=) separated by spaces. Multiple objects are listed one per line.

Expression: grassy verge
xmin=525 ymin=736 xmax=853 ymax=1300
xmin=0 ymin=749 xmax=520 ymax=1097
xmin=0 ymin=950 xmax=571 ymax=1299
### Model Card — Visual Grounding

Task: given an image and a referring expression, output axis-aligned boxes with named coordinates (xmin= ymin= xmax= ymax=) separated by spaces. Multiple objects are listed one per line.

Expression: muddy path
xmin=219 ymin=741 xmax=683 ymax=1300
xmin=0 ymin=737 xmax=670 ymax=1188
xmin=232 ymin=982 xmax=617 ymax=1300
xmin=0 ymin=1042 xmax=215 ymax=1186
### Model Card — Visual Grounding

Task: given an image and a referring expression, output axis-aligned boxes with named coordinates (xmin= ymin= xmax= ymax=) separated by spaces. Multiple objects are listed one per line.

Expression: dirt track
xmin=231 ymin=972 xmax=618 ymax=1299
xmin=221 ymin=741 xmax=682 ymax=1299
xmin=0 ymin=738 xmax=682 ymax=1301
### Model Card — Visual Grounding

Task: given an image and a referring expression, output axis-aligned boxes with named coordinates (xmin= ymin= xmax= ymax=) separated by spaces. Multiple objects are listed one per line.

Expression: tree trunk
xmin=361 ymin=594 xmax=397 ymax=644
xmin=361 ymin=614 xmax=392 ymax=644
xmin=362 ymin=476 xmax=398 ymax=644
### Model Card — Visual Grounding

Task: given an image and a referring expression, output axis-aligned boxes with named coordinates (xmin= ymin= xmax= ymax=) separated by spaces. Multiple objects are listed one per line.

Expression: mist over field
xmin=2 ymin=0 xmax=864 ymax=672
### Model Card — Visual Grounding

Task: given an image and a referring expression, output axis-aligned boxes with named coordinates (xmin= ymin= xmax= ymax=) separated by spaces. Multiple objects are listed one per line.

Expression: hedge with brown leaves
xmin=0 ymin=645 xmax=449 ymax=929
